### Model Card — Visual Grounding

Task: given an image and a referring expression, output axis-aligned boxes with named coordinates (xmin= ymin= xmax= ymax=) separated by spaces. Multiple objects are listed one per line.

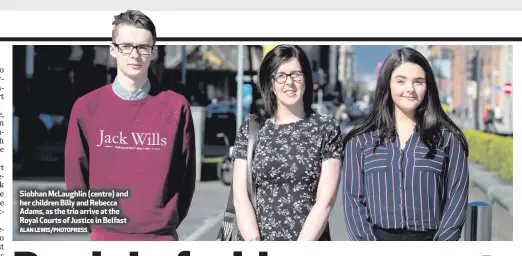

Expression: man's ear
xmin=109 ymin=44 xmax=117 ymax=58
xmin=151 ymin=45 xmax=159 ymax=61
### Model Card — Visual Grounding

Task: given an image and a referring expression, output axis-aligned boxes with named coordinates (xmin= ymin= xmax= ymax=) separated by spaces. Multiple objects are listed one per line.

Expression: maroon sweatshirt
xmin=64 ymin=84 xmax=196 ymax=241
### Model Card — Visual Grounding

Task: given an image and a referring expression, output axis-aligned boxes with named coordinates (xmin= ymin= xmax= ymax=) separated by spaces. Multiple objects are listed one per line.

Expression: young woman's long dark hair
xmin=343 ymin=47 xmax=468 ymax=157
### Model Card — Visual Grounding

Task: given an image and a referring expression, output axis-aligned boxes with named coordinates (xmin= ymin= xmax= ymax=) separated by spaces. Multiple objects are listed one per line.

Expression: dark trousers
xmin=373 ymin=226 xmax=435 ymax=241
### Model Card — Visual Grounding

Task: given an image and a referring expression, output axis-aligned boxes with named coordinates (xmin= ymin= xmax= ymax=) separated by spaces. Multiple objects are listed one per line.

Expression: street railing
xmin=463 ymin=201 xmax=493 ymax=241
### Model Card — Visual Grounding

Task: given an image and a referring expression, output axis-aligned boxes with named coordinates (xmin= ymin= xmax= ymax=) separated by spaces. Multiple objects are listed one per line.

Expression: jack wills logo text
xmin=96 ymin=130 xmax=167 ymax=150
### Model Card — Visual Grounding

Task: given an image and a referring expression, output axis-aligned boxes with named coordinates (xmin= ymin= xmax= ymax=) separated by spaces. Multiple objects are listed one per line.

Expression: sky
xmin=352 ymin=45 xmax=404 ymax=82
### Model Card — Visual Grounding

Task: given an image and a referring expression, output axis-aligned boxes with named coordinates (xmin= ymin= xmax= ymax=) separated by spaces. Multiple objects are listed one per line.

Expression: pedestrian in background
xmin=231 ymin=45 xmax=344 ymax=241
xmin=342 ymin=47 xmax=469 ymax=241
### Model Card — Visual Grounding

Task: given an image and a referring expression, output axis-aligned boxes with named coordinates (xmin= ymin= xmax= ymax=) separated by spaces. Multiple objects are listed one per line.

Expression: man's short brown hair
xmin=112 ymin=10 xmax=157 ymax=45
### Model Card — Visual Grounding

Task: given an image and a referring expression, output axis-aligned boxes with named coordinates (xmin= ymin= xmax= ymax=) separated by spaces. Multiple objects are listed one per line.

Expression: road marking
xmin=183 ymin=212 xmax=223 ymax=241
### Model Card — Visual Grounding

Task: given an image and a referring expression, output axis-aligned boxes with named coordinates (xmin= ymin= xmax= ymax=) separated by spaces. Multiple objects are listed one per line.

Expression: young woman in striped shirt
xmin=342 ymin=47 xmax=469 ymax=241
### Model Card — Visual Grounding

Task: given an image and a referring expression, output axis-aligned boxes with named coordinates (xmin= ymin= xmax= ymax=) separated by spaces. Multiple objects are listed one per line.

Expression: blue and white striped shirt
xmin=342 ymin=130 xmax=469 ymax=241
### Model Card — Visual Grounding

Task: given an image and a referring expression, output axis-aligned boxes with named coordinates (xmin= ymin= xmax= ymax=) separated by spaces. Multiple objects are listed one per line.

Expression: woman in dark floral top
xmin=232 ymin=45 xmax=344 ymax=241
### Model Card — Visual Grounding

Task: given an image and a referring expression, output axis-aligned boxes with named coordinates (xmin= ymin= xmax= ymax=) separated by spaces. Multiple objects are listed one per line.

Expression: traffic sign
xmin=504 ymin=82 xmax=512 ymax=94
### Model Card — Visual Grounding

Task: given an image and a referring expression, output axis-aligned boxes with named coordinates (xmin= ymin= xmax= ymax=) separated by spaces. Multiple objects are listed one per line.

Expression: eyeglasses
xmin=112 ymin=43 xmax=154 ymax=55
xmin=272 ymin=71 xmax=304 ymax=84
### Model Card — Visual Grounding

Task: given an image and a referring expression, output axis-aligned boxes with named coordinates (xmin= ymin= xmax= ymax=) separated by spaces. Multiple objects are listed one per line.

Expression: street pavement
xmin=452 ymin=114 xmax=512 ymax=135
xmin=464 ymin=182 xmax=512 ymax=241
xmin=13 ymin=171 xmax=512 ymax=241
xmin=178 ymin=179 xmax=513 ymax=241
xmin=12 ymin=179 xmax=230 ymax=241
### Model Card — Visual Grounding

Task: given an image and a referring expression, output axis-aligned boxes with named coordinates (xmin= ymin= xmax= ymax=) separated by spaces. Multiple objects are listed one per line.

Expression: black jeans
xmin=373 ymin=226 xmax=435 ymax=241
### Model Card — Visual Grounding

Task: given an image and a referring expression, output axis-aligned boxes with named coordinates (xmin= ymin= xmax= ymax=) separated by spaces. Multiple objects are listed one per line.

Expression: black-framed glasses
xmin=112 ymin=43 xmax=154 ymax=55
xmin=272 ymin=71 xmax=304 ymax=84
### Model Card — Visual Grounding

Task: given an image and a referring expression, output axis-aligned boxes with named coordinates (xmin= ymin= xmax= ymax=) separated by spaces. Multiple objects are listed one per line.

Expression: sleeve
xmin=342 ymin=136 xmax=377 ymax=241
xmin=434 ymin=133 xmax=469 ymax=241
xmin=321 ymin=121 xmax=344 ymax=161
xmin=232 ymin=114 xmax=252 ymax=160
xmin=177 ymin=101 xmax=197 ymax=224
xmin=64 ymin=99 xmax=90 ymax=191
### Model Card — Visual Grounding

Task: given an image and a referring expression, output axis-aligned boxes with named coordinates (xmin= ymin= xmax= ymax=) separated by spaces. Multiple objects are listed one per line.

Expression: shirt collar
xmin=112 ymin=78 xmax=151 ymax=101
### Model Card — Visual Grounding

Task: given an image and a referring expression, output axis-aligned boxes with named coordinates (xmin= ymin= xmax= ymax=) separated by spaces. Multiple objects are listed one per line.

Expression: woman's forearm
xmin=232 ymin=158 xmax=260 ymax=241
xmin=298 ymin=158 xmax=341 ymax=241
xmin=234 ymin=200 xmax=261 ymax=240
xmin=297 ymin=202 xmax=333 ymax=241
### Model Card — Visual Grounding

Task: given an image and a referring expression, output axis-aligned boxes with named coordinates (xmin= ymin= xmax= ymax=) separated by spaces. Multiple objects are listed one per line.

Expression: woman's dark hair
xmin=343 ymin=47 xmax=468 ymax=157
xmin=256 ymin=45 xmax=314 ymax=119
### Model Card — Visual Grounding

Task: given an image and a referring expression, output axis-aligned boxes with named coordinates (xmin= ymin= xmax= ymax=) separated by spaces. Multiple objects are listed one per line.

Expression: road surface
xmin=13 ymin=173 xmax=512 ymax=241
xmin=180 ymin=181 xmax=513 ymax=241
xmin=12 ymin=179 xmax=230 ymax=241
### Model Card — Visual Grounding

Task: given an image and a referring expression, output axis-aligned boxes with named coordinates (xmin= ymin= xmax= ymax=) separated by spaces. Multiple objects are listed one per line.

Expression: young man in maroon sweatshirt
xmin=64 ymin=10 xmax=196 ymax=241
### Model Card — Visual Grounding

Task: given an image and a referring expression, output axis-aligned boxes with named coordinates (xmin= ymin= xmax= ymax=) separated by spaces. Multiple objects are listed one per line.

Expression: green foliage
xmin=463 ymin=129 xmax=513 ymax=183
